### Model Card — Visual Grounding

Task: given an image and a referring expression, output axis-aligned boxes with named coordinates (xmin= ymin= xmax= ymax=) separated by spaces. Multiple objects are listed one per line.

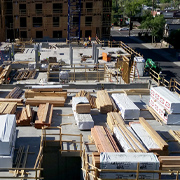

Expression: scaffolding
xmin=68 ymin=0 xmax=81 ymax=41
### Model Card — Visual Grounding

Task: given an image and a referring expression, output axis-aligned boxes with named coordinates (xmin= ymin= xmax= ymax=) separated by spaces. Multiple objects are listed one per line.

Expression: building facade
xmin=0 ymin=0 xmax=112 ymax=41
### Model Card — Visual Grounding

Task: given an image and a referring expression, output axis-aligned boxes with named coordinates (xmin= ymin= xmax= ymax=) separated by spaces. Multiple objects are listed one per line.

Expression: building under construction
xmin=0 ymin=0 xmax=112 ymax=41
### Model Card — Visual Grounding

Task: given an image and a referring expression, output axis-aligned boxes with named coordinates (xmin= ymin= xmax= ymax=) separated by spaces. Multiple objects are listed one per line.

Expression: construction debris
xmin=96 ymin=90 xmax=112 ymax=113
xmin=0 ymin=102 xmax=17 ymax=114
xmin=35 ymin=103 xmax=53 ymax=129
xmin=16 ymin=105 xmax=33 ymax=126
xmin=6 ymin=87 xmax=23 ymax=99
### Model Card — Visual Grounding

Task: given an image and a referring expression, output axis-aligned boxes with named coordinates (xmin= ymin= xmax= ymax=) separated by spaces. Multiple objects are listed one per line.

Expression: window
xmin=36 ymin=4 xmax=42 ymax=14
xmin=53 ymin=17 xmax=59 ymax=27
xmin=33 ymin=17 xmax=42 ymax=27
xmin=20 ymin=31 xmax=27 ymax=38
xmin=53 ymin=31 xmax=62 ymax=38
xmin=19 ymin=4 xmax=26 ymax=14
xmin=20 ymin=17 xmax=26 ymax=27
xmin=85 ymin=16 xmax=92 ymax=26
xmin=36 ymin=31 xmax=43 ymax=38
xmin=86 ymin=2 xmax=93 ymax=12
xmin=53 ymin=3 xmax=62 ymax=13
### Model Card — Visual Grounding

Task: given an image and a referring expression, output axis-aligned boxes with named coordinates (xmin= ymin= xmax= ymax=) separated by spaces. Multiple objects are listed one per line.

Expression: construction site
xmin=0 ymin=36 xmax=180 ymax=180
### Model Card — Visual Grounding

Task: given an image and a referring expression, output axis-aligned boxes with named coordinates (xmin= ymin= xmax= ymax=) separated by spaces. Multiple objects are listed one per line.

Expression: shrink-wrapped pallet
xmin=100 ymin=152 xmax=159 ymax=179
xmin=0 ymin=114 xmax=16 ymax=155
xmin=112 ymin=94 xmax=140 ymax=119
xmin=73 ymin=112 xmax=94 ymax=130
xmin=150 ymin=86 xmax=180 ymax=113
xmin=150 ymin=97 xmax=180 ymax=124
xmin=72 ymin=97 xmax=91 ymax=114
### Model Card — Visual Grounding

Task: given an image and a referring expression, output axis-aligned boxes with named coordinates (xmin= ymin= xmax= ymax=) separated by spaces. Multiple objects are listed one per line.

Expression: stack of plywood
xmin=96 ymin=90 xmax=112 ymax=113
xmin=91 ymin=126 xmax=120 ymax=152
xmin=72 ymin=97 xmax=91 ymax=114
xmin=130 ymin=117 xmax=168 ymax=156
xmin=75 ymin=90 xmax=97 ymax=109
xmin=6 ymin=87 xmax=23 ymax=99
xmin=26 ymin=96 xmax=65 ymax=107
xmin=35 ymin=103 xmax=53 ymax=129
xmin=158 ymin=156 xmax=180 ymax=170
xmin=112 ymin=93 xmax=140 ymax=119
xmin=16 ymin=105 xmax=33 ymax=126
xmin=0 ymin=65 xmax=12 ymax=84
xmin=107 ymin=112 xmax=125 ymax=131
xmin=150 ymin=86 xmax=180 ymax=124
xmin=0 ymin=102 xmax=17 ymax=114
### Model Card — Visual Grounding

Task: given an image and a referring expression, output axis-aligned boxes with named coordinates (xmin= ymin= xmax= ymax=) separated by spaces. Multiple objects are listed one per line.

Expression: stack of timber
xmin=13 ymin=69 xmax=36 ymax=80
xmin=35 ymin=103 xmax=53 ymax=129
xmin=6 ymin=87 xmax=23 ymax=99
xmin=26 ymin=96 xmax=65 ymax=107
xmin=169 ymin=130 xmax=180 ymax=143
xmin=0 ymin=102 xmax=17 ymax=114
xmin=72 ymin=97 xmax=91 ymax=114
xmin=91 ymin=126 xmax=120 ymax=152
xmin=113 ymin=124 xmax=147 ymax=153
xmin=75 ymin=90 xmax=97 ymax=109
xmin=0 ymin=65 xmax=12 ymax=84
xmin=158 ymin=156 xmax=180 ymax=170
xmin=107 ymin=112 xmax=125 ymax=131
xmin=16 ymin=105 xmax=33 ymax=126
xmin=96 ymin=90 xmax=112 ymax=113
xmin=130 ymin=117 xmax=168 ymax=156
xmin=112 ymin=93 xmax=140 ymax=119
xmin=150 ymin=86 xmax=180 ymax=124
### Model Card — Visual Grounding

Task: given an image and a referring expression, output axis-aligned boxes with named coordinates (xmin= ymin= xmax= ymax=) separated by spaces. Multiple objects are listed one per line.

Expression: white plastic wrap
xmin=130 ymin=123 xmax=160 ymax=150
xmin=32 ymin=85 xmax=62 ymax=89
xmin=150 ymin=97 xmax=180 ymax=125
xmin=134 ymin=57 xmax=145 ymax=77
xmin=150 ymin=86 xmax=180 ymax=113
xmin=0 ymin=115 xmax=16 ymax=155
xmin=112 ymin=94 xmax=140 ymax=119
xmin=72 ymin=97 xmax=89 ymax=112
xmin=73 ymin=112 xmax=94 ymax=130
xmin=100 ymin=152 xmax=159 ymax=179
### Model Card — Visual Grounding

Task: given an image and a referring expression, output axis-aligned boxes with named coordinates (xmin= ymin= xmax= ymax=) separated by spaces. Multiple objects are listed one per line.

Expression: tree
xmin=166 ymin=30 xmax=180 ymax=50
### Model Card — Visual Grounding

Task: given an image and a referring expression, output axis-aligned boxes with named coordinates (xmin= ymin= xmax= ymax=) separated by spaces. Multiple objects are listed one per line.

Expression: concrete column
xmin=94 ymin=45 xmax=97 ymax=64
xmin=96 ymin=48 xmax=99 ymax=64
xmin=69 ymin=46 xmax=73 ymax=67
xmin=9 ymin=47 xmax=12 ymax=61
xmin=12 ymin=44 xmax=14 ymax=61
xmin=92 ymin=43 xmax=95 ymax=60
xmin=34 ymin=45 xmax=38 ymax=64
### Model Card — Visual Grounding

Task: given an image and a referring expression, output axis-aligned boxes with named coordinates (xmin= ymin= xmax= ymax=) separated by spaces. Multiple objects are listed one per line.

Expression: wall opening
xmin=86 ymin=2 xmax=93 ymax=12
xmin=85 ymin=30 xmax=91 ymax=37
xmin=53 ymin=17 xmax=59 ymax=27
xmin=19 ymin=4 xmax=26 ymax=14
xmin=20 ymin=31 xmax=27 ymax=38
xmin=20 ymin=17 xmax=26 ymax=27
xmin=53 ymin=31 xmax=62 ymax=38
xmin=33 ymin=17 xmax=42 ymax=27
xmin=85 ymin=16 xmax=92 ymax=26
xmin=36 ymin=31 xmax=43 ymax=38
xmin=36 ymin=4 xmax=42 ymax=14
xmin=53 ymin=3 xmax=62 ymax=13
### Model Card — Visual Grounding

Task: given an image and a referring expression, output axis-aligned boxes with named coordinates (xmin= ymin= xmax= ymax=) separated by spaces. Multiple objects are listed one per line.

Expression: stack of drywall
xmin=150 ymin=86 xmax=180 ymax=124
xmin=96 ymin=90 xmax=112 ymax=113
xmin=73 ymin=112 xmax=94 ymax=130
xmin=72 ymin=97 xmax=91 ymax=113
xmin=0 ymin=114 xmax=16 ymax=168
xmin=100 ymin=152 xmax=159 ymax=179
xmin=112 ymin=94 xmax=140 ymax=119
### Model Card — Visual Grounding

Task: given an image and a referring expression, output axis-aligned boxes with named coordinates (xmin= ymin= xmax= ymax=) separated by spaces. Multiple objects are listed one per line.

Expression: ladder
xmin=130 ymin=62 xmax=139 ymax=81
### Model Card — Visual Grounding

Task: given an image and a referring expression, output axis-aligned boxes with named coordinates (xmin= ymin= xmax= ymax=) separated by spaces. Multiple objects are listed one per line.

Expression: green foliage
xmin=159 ymin=0 xmax=171 ymax=3
xmin=167 ymin=30 xmax=180 ymax=49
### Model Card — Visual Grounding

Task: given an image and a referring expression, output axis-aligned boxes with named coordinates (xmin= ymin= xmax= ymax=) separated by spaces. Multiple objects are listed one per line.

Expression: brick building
xmin=0 ymin=0 xmax=112 ymax=41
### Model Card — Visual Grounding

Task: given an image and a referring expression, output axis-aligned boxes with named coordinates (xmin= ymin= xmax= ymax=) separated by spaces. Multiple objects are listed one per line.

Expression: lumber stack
xmin=0 ymin=65 xmax=12 ymax=84
xmin=0 ymin=102 xmax=17 ymax=114
xmin=169 ymin=130 xmax=180 ymax=143
xmin=107 ymin=112 xmax=125 ymax=131
xmin=91 ymin=126 xmax=120 ymax=152
xmin=35 ymin=103 xmax=53 ymax=129
xmin=150 ymin=86 xmax=180 ymax=124
xmin=13 ymin=69 xmax=36 ymax=80
xmin=96 ymin=90 xmax=112 ymax=113
xmin=25 ymin=89 xmax=67 ymax=99
xmin=0 ymin=98 xmax=23 ymax=103
xmin=25 ymin=96 xmax=65 ymax=107
xmin=6 ymin=87 xmax=23 ymax=98
xmin=16 ymin=105 xmax=33 ymax=126
xmin=75 ymin=90 xmax=97 ymax=109
xmin=130 ymin=117 xmax=168 ymax=156
xmin=158 ymin=156 xmax=180 ymax=170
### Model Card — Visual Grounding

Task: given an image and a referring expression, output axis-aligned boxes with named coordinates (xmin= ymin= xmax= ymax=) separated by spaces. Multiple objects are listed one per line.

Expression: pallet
xmin=14 ymin=70 xmax=36 ymax=80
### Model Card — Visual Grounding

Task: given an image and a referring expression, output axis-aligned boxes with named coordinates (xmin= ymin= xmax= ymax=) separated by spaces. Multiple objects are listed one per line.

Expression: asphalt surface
xmin=111 ymin=29 xmax=180 ymax=81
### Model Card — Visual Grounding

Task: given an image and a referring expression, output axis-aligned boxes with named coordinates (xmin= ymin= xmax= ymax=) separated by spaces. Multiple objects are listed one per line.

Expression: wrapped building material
xmin=150 ymin=97 xmax=180 ymax=125
xmin=73 ymin=112 xmax=94 ymax=130
xmin=0 ymin=114 xmax=16 ymax=155
xmin=134 ymin=57 xmax=145 ymax=77
xmin=112 ymin=94 xmax=140 ymax=119
xmin=150 ymin=86 xmax=180 ymax=113
xmin=72 ymin=97 xmax=91 ymax=114
xmin=130 ymin=123 xmax=160 ymax=150
xmin=100 ymin=152 xmax=159 ymax=179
